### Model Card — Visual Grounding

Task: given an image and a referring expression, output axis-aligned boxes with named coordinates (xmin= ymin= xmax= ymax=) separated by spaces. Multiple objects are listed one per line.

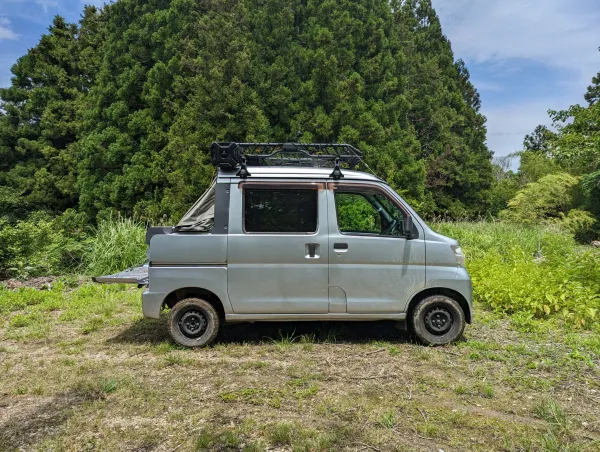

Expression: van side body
xmin=141 ymin=167 xmax=473 ymax=327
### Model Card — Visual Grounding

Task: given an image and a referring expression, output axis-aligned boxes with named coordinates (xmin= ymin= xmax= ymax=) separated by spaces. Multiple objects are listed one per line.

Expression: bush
xmin=0 ymin=213 xmax=147 ymax=278
xmin=434 ymin=221 xmax=600 ymax=328
xmin=82 ymin=216 xmax=147 ymax=276
xmin=500 ymin=172 xmax=580 ymax=222
xmin=560 ymin=209 xmax=598 ymax=243
xmin=0 ymin=211 xmax=88 ymax=278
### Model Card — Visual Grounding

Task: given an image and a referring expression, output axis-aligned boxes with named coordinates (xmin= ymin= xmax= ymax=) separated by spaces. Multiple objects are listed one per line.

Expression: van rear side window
xmin=244 ymin=188 xmax=317 ymax=233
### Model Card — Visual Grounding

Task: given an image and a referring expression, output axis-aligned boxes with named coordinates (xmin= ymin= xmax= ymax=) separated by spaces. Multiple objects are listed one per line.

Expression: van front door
xmin=327 ymin=182 xmax=426 ymax=314
xmin=227 ymin=182 xmax=329 ymax=314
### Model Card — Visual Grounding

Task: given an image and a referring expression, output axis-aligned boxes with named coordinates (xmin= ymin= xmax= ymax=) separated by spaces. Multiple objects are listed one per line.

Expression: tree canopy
xmin=0 ymin=0 xmax=493 ymax=223
xmin=494 ymin=53 xmax=600 ymax=239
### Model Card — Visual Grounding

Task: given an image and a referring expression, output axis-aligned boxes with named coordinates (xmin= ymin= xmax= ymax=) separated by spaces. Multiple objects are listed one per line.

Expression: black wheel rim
xmin=424 ymin=306 xmax=453 ymax=335
xmin=178 ymin=309 xmax=208 ymax=338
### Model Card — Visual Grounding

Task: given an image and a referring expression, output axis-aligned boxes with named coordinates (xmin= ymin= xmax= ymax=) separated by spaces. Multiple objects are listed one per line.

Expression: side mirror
xmin=404 ymin=215 xmax=414 ymax=240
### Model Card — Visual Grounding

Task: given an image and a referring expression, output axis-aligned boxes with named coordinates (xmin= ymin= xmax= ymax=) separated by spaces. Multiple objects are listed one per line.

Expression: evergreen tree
xmin=0 ymin=0 xmax=494 ymax=222
xmin=584 ymin=55 xmax=600 ymax=106
xmin=0 ymin=8 xmax=103 ymax=217
xmin=392 ymin=0 xmax=492 ymax=216
xmin=523 ymin=125 xmax=554 ymax=154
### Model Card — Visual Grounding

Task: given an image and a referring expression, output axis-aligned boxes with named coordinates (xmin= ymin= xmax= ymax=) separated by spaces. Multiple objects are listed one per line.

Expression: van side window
xmin=335 ymin=193 xmax=381 ymax=234
xmin=335 ymin=189 xmax=405 ymax=236
xmin=244 ymin=188 xmax=318 ymax=233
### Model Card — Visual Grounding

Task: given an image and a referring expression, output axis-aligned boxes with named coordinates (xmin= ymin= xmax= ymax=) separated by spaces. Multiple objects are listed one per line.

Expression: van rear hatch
xmin=92 ymin=265 xmax=148 ymax=285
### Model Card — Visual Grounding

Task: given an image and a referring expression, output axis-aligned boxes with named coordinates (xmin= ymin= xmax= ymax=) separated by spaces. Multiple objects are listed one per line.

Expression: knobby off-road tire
xmin=169 ymin=298 xmax=220 ymax=347
xmin=411 ymin=295 xmax=465 ymax=346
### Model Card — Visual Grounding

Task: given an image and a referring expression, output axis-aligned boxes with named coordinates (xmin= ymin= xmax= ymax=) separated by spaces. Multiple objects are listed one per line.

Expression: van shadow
xmin=219 ymin=320 xmax=412 ymax=344
xmin=108 ymin=316 xmax=171 ymax=345
xmin=109 ymin=315 xmax=413 ymax=346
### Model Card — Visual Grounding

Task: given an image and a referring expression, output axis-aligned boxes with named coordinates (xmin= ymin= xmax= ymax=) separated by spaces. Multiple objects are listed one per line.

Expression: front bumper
xmin=455 ymin=267 xmax=473 ymax=322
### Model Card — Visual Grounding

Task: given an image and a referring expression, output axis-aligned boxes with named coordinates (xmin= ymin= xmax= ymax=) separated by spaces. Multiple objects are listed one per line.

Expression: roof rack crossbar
xmin=210 ymin=142 xmax=363 ymax=174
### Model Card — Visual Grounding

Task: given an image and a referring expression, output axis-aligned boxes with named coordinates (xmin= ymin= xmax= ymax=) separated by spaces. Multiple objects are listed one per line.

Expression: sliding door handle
xmin=305 ymin=243 xmax=320 ymax=258
xmin=333 ymin=243 xmax=348 ymax=253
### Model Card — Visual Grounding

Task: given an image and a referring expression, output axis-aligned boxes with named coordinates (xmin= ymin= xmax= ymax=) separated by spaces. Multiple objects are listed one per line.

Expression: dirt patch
xmin=1 ymin=276 xmax=57 ymax=290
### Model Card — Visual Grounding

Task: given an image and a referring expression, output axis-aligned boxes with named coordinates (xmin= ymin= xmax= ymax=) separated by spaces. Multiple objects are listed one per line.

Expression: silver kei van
xmin=95 ymin=142 xmax=472 ymax=347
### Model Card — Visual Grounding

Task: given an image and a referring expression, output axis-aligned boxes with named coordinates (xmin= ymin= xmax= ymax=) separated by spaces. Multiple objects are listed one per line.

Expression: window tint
xmin=335 ymin=190 xmax=405 ymax=236
xmin=244 ymin=188 xmax=317 ymax=233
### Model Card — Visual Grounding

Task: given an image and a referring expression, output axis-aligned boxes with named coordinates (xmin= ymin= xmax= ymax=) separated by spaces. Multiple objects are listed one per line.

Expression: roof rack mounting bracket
xmin=329 ymin=157 xmax=344 ymax=180
xmin=236 ymin=156 xmax=251 ymax=178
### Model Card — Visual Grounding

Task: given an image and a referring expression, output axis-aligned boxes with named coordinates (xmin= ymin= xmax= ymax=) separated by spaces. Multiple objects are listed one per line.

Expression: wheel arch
xmin=406 ymin=287 xmax=471 ymax=326
xmin=162 ymin=287 xmax=225 ymax=319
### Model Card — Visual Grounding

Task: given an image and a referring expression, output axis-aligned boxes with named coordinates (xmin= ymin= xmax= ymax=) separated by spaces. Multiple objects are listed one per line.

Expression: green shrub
xmin=560 ymin=209 xmax=598 ymax=243
xmin=0 ymin=212 xmax=146 ymax=278
xmin=470 ymin=249 xmax=600 ymax=328
xmin=500 ymin=172 xmax=579 ymax=222
xmin=434 ymin=221 xmax=600 ymax=328
xmin=0 ymin=211 xmax=88 ymax=278
xmin=82 ymin=216 xmax=147 ymax=276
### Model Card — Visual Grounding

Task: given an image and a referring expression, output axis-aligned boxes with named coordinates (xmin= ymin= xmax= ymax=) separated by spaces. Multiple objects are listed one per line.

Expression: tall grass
xmin=433 ymin=221 xmax=600 ymax=329
xmin=433 ymin=221 xmax=574 ymax=259
xmin=83 ymin=216 xmax=147 ymax=276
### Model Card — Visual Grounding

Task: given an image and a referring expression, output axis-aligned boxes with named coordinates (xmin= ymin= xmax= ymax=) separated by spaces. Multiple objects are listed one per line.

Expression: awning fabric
xmin=174 ymin=181 xmax=215 ymax=232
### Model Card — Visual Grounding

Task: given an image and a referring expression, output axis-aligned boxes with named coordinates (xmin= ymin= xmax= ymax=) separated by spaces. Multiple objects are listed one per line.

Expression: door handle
xmin=333 ymin=243 xmax=348 ymax=253
xmin=305 ymin=243 xmax=320 ymax=258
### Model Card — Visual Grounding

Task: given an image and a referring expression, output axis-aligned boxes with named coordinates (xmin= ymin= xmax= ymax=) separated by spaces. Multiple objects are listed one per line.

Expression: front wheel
xmin=169 ymin=298 xmax=220 ymax=347
xmin=411 ymin=295 xmax=465 ymax=345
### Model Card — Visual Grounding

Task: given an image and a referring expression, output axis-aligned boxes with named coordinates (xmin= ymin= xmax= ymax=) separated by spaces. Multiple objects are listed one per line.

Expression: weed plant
xmin=83 ymin=216 xmax=147 ymax=276
xmin=434 ymin=221 xmax=600 ymax=329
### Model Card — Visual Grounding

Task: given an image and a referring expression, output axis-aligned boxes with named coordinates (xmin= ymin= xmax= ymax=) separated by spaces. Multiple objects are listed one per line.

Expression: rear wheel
xmin=169 ymin=298 xmax=220 ymax=347
xmin=411 ymin=295 xmax=465 ymax=345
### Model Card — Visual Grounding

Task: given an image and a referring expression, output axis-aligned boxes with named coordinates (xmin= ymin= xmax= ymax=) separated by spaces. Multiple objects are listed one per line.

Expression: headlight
xmin=451 ymin=245 xmax=466 ymax=268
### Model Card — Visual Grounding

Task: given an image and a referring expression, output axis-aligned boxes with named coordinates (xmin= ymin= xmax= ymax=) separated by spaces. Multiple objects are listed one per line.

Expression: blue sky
xmin=1 ymin=0 xmax=600 ymax=162
xmin=434 ymin=0 xmax=600 ymax=162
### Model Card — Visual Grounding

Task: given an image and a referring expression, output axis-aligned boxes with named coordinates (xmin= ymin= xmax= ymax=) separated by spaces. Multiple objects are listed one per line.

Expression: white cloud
xmin=434 ymin=0 xmax=600 ymax=85
xmin=470 ymin=79 xmax=503 ymax=92
xmin=0 ymin=16 xmax=18 ymax=40
xmin=82 ymin=0 xmax=108 ymax=6
xmin=35 ymin=0 xmax=59 ymax=13
xmin=484 ymin=99 xmax=565 ymax=154
xmin=433 ymin=0 xmax=600 ymax=158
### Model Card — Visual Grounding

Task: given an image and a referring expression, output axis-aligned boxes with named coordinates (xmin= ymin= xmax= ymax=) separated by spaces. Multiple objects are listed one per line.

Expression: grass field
xmin=1 ymin=282 xmax=600 ymax=451
xmin=1 ymin=222 xmax=600 ymax=451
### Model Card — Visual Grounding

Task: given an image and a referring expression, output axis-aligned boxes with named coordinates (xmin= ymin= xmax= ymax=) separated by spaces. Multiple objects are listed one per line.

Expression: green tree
xmin=0 ymin=10 xmax=103 ymax=216
xmin=501 ymin=172 xmax=580 ymax=223
xmin=1 ymin=0 xmax=494 ymax=223
xmin=523 ymin=125 xmax=554 ymax=154
xmin=488 ymin=156 xmax=519 ymax=216
xmin=392 ymin=0 xmax=492 ymax=217
xmin=584 ymin=67 xmax=600 ymax=106
xmin=549 ymin=93 xmax=600 ymax=216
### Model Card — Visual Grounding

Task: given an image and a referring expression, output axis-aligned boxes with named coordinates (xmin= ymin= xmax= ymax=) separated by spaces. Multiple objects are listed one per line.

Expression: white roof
xmin=218 ymin=166 xmax=382 ymax=182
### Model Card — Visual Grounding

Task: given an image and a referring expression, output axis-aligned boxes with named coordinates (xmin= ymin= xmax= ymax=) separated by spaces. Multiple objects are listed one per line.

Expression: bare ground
xmin=1 ymin=288 xmax=600 ymax=451
xmin=0 ymin=276 xmax=57 ymax=290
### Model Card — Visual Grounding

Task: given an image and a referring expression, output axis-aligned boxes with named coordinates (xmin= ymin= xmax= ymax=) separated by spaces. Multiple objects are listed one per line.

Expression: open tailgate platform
xmin=92 ymin=265 xmax=148 ymax=285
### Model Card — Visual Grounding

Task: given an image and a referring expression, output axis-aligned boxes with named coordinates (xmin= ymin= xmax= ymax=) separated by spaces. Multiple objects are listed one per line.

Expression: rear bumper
xmin=142 ymin=290 xmax=167 ymax=318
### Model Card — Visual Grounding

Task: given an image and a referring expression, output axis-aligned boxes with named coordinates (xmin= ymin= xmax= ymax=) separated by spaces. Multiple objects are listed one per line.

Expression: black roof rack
xmin=210 ymin=142 xmax=363 ymax=180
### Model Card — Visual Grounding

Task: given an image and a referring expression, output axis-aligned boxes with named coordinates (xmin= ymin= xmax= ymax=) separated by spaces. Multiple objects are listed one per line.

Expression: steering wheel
xmin=382 ymin=218 xmax=399 ymax=235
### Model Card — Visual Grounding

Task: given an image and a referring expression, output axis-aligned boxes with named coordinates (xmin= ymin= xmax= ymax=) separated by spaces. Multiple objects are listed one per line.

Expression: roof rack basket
xmin=209 ymin=142 xmax=363 ymax=179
